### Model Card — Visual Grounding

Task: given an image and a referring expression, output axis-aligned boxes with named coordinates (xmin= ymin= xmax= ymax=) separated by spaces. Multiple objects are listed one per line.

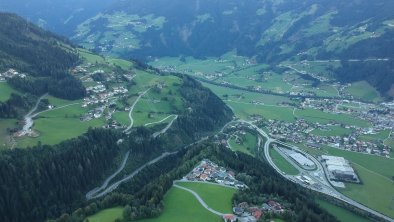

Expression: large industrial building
xmin=289 ymin=153 xmax=315 ymax=168
xmin=321 ymin=155 xmax=359 ymax=182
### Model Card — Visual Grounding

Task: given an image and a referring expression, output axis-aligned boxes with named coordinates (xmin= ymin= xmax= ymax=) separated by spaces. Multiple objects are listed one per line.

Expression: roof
xmin=223 ymin=214 xmax=236 ymax=219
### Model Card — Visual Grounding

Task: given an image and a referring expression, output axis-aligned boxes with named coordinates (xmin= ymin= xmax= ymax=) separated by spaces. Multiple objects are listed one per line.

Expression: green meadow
xmin=311 ymin=125 xmax=353 ymax=137
xmin=316 ymin=199 xmax=369 ymax=222
xmin=0 ymin=82 xmax=20 ymax=102
xmin=294 ymin=108 xmax=370 ymax=127
xmin=176 ymin=182 xmax=236 ymax=213
xmin=86 ymin=207 xmax=123 ymax=222
xmin=345 ymin=81 xmax=382 ymax=103
xmin=228 ymin=131 xmax=257 ymax=156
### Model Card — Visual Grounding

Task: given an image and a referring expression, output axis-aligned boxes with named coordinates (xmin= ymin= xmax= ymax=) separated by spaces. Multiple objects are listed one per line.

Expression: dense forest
xmin=49 ymin=142 xmax=342 ymax=222
xmin=0 ymin=93 xmax=35 ymax=118
xmin=0 ymin=13 xmax=86 ymax=100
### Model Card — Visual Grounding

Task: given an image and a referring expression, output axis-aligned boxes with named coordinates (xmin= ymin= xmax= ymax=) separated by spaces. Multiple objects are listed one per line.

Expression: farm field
xmin=294 ymin=108 xmax=370 ymax=127
xmin=0 ymin=82 xmax=20 ymax=102
xmin=311 ymin=125 xmax=353 ymax=137
xmin=202 ymin=82 xmax=292 ymax=105
xmin=16 ymin=104 xmax=105 ymax=148
xmin=345 ymin=81 xmax=383 ymax=103
xmin=228 ymin=131 xmax=257 ymax=156
xmin=316 ymin=199 xmax=369 ymax=222
xmin=137 ymin=185 xmax=222 ymax=222
xmin=175 ymin=182 xmax=236 ymax=213
xmin=358 ymin=130 xmax=391 ymax=143
xmin=269 ymin=147 xmax=299 ymax=175
xmin=227 ymin=101 xmax=296 ymax=122
xmin=340 ymin=163 xmax=394 ymax=219
xmin=86 ymin=207 xmax=123 ymax=222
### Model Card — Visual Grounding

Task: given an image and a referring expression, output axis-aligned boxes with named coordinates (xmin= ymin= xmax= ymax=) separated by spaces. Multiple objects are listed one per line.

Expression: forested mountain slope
xmin=0 ymin=13 xmax=85 ymax=100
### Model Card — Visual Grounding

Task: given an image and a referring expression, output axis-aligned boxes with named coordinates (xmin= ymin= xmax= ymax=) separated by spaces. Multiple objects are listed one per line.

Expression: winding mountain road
xmin=86 ymin=151 xmax=130 ymax=199
xmin=123 ymin=88 xmax=151 ymax=133
xmin=152 ymin=115 xmax=178 ymax=138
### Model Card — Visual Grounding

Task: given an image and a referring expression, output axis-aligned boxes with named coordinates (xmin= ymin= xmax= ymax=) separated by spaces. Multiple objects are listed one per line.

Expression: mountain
xmin=0 ymin=13 xmax=85 ymax=100
xmin=71 ymin=0 xmax=394 ymax=97
xmin=0 ymin=0 xmax=114 ymax=35
xmin=2 ymin=0 xmax=394 ymax=96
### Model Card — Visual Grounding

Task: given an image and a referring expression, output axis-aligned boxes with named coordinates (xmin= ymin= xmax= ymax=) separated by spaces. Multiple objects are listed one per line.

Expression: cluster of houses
xmin=223 ymin=200 xmax=285 ymax=222
xmin=185 ymin=159 xmax=247 ymax=189
xmin=265 ymin=114 xmax=392 ymax=157
xmin=0 ymin=68 xmax=27 ymax=81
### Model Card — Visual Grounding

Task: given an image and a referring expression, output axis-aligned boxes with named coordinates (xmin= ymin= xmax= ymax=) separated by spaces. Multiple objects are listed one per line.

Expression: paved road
xmin=152 ymin=115 xmax=178 ymax=138
xmin=144 ymin=114 xmax=177 ymax=126
xmin=88 ymin=151 xmax=178 ymax=199
xmin=173 ymin=183 xmax=224 ymax=216
xmin=123 ymin=88 xmax=150 ymax=133
xmin=86 ymin=151 xmax=130 ymax=199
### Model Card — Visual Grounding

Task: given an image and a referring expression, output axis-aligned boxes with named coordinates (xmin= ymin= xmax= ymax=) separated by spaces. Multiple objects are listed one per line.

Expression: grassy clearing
xmin=269 ymin=148 xmax=299 ymax=175
xmin=340 ymin=163 xmax=394 ymax=219
xmin=78 ymin=48 xmax=106 ymax=64
xmin=227 ymin=101 xmax=295 ymax=122
xmin=358 ymin=130 xmax=391 ymax=142
xmin=294 ymin=108 xmax=370 ymax=127
xmin=86 ymin=207 xmax=123 ymax=222
xmin=316 ymin=199 xmax=369 ymax=222
xmin=345 ymin=81 xmax=382 ymax=103
xmin=176 ymin=182 xmax=236 ymax=213
xmin=0 ymin=82 xmax=20 ymax=102
xmin=137 ymin=186 xmax=222 ymax=222
xmin=16 ymin=105 xmax=105 ymax=148
xmin=311 ymin=125 xmax=353 ymax=137
xmin=202 ymin=82 xmax=292 ymax=106
xmin=228 ymin=132 xmax=257 ymax=156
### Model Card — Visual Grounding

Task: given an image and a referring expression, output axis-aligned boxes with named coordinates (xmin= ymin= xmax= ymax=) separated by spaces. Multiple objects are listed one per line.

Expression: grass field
xmin=316 ymin=199 xmax=369 ymax=222
xmin=311 ymin=125 xmax=353 ymax=137
xmin=228 ymin=101 xmax=296 ymax=122
xmin=86 ymin=207 xmax=123 ymax=222
xmin=340 ymin=163 xmax=394 ymax=219
xmin=176 ymin=182 xmax=236 ymax=213
xmin=294 ymin=108 xmax=370 ymax=127
xmin=345 ymin=81 xmax=382 ymax=103
xmin=137 ymin=185 xmax=222 ymax=222
xmin=16 ymin=104 xmax=105 ymax=148
xmin=358 ymin=130 xmax=391 ymax=143
xmin=228 ymin=132 xmax=257 ymax=156
xmin=0 ymin=82 xmax=20 ymax=102
xmin=269 ymin=147 xmax=299 ymax=175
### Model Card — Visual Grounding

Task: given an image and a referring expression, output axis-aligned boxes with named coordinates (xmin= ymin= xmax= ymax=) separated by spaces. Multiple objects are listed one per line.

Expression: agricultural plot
xmin=358 ymin=130 xmax=391 ymax=143
xmin=0 ymin=82 xmax=20 ymax=102
xmin=311 ymin=125 xmax=353 ymax=137
xmin=345 ymin=81 xmax=383 ymax=103
xmin=340 ymin=163 xmax=394 ymax=219
xmin=227 ymin=101 xmax=296 ymax=122
xmin=16 ymin=105 xmax=105 ymax=148
xmin=294 ymin=108 xmax=370 ymax=127
xmin=269 ymin=147 xmax=299 ymax=175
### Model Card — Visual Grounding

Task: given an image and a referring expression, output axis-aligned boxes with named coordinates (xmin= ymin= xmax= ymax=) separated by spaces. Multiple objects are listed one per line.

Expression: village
xmin=184 ymin=160 xmax=286 ymax=222
xmin=0 ymin=68 xmax=27 ymax=81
